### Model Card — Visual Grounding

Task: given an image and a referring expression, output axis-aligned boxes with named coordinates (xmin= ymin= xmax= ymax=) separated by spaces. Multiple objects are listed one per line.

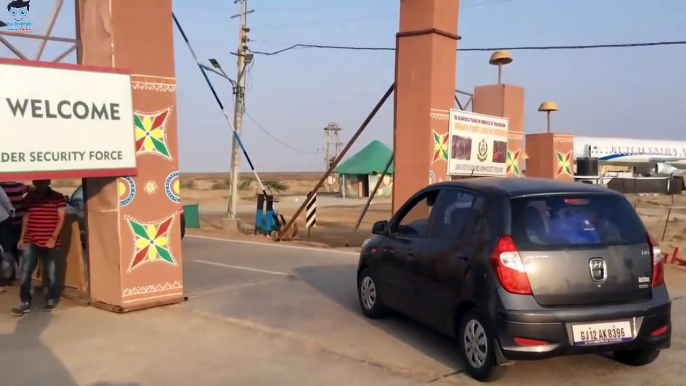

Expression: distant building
xmin=335 ymin=140 xmax=393 ymax=198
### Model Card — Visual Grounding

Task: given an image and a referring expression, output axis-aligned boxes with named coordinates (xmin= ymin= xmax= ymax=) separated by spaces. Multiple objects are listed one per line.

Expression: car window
xmin=510 ymin=194 xmax=646 ymax=250
xmin=394 ymin=190 xmax=438 ymax=238
xmin=70 ymin=186 xmax=84 ymax=207
xmin=429 ymin=189 xmax=485 ymax=239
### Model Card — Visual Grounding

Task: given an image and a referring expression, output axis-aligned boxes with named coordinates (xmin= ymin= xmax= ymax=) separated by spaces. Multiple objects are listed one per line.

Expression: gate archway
xmin=0 ymin=0 xmax=184 ymax=312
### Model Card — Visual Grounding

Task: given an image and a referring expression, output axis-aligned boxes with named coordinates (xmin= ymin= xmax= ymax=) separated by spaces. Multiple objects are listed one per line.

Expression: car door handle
xmin=405 ymin=250 xmax=415 ymax=260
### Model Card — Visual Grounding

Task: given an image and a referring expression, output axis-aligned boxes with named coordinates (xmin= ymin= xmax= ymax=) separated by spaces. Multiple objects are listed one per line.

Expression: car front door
xmin=379 ymin=189 xmax=439 ymax=314
xmin=413 ymin=188 xmax=489 ymax=330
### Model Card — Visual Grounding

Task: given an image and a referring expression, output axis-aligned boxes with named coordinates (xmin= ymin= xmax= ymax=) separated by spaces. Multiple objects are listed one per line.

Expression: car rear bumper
xmin=494 ymin=299 xmax=672 ymax=362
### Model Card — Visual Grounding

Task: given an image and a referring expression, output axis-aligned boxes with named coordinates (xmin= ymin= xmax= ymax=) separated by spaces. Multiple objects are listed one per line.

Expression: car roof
xmin=429 ymin=177 xmax=620 ymax=198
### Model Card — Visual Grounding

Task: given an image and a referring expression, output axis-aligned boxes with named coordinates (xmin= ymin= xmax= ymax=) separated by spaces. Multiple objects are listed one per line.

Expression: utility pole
xmin=323 ymin=123 xmax=343 ymax=191
xmin=323 ymin=122 xmax=343 ymax=170
xmin=227 ymin=0 xmax=254 ymax=219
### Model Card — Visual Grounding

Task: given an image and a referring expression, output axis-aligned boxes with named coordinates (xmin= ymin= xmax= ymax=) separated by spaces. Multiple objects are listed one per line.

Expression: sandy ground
xmin=189 ymin=192 xmax=686 ymax=254
xmin=47 ymin=176 xmax=686 ymax=254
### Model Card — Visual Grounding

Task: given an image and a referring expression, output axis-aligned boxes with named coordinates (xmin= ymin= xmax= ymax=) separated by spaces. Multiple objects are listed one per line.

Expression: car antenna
xmin=470 ymin=168 xmax=475 ymax=177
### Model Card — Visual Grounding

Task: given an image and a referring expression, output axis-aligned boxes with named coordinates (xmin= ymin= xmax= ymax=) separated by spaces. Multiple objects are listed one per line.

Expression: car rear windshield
xmin=510 ymin=194 xmax=647 ymax=249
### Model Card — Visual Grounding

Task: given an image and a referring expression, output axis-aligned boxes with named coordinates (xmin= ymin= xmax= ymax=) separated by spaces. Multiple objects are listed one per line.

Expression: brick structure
xmin=525 ymin=133 xmax=575 ymax=180
xmin=472 ymin=84 xmax=526 ymax=177
xmin=393 ymin=0 xmax=460 ymax=212
xmin=77 ymin=0 xmax=183 ymax=311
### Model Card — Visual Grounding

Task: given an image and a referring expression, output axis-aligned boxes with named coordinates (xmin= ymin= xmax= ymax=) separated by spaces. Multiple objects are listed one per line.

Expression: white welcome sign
xmin=0 ymin=59 xmax=136 ymax=180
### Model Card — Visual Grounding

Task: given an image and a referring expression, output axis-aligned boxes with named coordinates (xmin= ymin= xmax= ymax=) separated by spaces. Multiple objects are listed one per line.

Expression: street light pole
xmin=225 ymin=0 xmax=253 ymax=219
xmin=202 ymin=62 xmax=236 ymax=87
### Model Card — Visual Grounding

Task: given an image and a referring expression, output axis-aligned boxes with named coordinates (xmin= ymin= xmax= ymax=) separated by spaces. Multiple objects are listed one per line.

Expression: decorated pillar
xmin=472 ymin=84 xmax=526 ymax=177
xmin=525 ymin=133 xmax=574 ymax=180
xmin=393 ymin=0 xmax=460 ymax=212
xmin=78 ymin=0 xmax=183 ymax=311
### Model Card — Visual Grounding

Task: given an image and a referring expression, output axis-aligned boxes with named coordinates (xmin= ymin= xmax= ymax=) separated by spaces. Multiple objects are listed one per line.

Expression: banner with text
xmin=0 ymin=60 xmax=136 ymax=179
xmin=447 ymin=109 xmax=509 ymax=176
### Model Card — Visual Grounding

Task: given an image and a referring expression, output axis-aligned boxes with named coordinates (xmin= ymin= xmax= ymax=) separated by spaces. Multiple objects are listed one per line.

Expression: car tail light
xmin=650 ymin=325 xmax=669 ymax=336
xmin=490 ymin=235 xmax=532 ymax=295
xmin=647 ymin=233 xmax=664 ymax=287
xmin=514 ymin=337 xmax=547 ymax=346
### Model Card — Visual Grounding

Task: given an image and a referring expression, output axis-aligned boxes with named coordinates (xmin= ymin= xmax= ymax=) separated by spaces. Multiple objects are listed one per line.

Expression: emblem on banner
xmin=476 ymin=139 xmax=488 ymax=162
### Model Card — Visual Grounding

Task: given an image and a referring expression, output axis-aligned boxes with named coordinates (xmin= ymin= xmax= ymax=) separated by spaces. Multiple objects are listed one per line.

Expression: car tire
xmin=357 ymin=268 xmax=387 ymax=319
xmin=180 ymin=215 xmax=186 ymax=239
xmin=458 ymin=309 xmax=505 ymax=382
xmin=613 ymin=348 xmax=661 ymax=366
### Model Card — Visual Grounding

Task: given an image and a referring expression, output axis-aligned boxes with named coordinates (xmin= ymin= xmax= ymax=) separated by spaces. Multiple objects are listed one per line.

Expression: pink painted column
xmin=393 ymin=0 xmax=460 ymax=212
xmin=78 ymin=0 xmax=184 ymax=311
xmin=472 ymin=84 xmax=526 ymax=177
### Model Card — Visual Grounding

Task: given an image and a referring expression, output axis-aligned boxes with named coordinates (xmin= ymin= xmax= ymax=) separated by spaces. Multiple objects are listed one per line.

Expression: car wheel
xmin=180 ymin=215 xmax=186 ymax=239
xmin=458 ymin=309 xmax=505 ymax=382
xmin=357 ymin=268 xmax=387 ymax=319
xmin=613 ymin=348 xmax=660 ymax=366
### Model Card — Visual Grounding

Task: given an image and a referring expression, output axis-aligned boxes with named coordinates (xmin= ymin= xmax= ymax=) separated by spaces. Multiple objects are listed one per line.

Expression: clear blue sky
xmin=2 ymin=0 xmax=685 ymax=173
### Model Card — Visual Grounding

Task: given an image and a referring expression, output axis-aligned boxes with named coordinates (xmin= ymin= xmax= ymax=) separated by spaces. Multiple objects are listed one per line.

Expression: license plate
xmin=571 ymin=321 xmax=633 ymax=346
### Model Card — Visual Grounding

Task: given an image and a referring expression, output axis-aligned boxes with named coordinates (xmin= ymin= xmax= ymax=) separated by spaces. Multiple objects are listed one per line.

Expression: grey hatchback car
xmin=357 ymin=178 xmax=671 ymax=382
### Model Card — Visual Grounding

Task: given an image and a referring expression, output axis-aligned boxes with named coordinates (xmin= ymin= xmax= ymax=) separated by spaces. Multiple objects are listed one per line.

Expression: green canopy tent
xmin=334 ymin=140 xmax=393 ymax=198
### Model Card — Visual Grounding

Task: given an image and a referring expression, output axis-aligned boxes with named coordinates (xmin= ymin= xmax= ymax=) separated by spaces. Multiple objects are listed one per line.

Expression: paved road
xmin=0 ymin=293 xmax=426 ymax=386
xmin=182 ymin=236 xmax=686 ymax=385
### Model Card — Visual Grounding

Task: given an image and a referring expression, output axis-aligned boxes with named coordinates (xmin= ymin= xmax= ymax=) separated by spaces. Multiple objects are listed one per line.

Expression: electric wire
xmin=241 ymin=60 xmax=319 ymax=154
xmin=172 ymin=12 xmax=269 ymax=195
xmin=250 ymin=40 xmax=686 ymax=56
xmin=243 ymin=110 xmax=323 ymax=154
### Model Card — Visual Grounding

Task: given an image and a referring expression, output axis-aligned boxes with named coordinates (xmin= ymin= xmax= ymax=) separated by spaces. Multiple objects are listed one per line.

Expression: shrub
xmin=213 ymin=178 xmax=288 ymax=193
xmin=211 ymin=178 xmax=230 ymax=190
xmin=180 ymin=179 xmax=196 ymax=189
xmin=238 ymin=178 xmax=254 ymax=191
xmin=264 ymin=180 xmax=288 ymax=193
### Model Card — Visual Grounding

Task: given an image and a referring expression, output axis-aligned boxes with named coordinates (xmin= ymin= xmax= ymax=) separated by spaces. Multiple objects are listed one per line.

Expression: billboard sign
xmin=0 ymin=59 xmax=136 ymax=180
xmin=447 ymin=109 xmax=508 ymax=176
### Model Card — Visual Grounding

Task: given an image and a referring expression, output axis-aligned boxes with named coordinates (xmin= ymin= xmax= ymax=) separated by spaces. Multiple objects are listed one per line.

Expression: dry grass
xmin=195 ymin=192 xmax=686 ymax=251
xmin=39 ymin=174 xmax=686 ymax=256
xmin=22 ymin=172 xmax=323 ymax=195
xmin=180 ymin=172 xmax=322 ymax=201
xmin=34 ymin=172 xmax=326 ymax=206
xmin=198 ymin=203 xmax=391 ymax=248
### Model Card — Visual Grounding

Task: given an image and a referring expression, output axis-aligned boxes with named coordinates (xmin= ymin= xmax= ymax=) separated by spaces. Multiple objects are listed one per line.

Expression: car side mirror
xmin=371 ymin=220 xmax=388 ymax=235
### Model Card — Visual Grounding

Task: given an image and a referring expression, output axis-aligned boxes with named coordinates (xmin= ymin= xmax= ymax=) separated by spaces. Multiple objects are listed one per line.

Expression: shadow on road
xmin=0 ymin=305 xmax=141 ymax=386
xmin=0 ymin=312 xmax=77 ymax=385
xmin=294 ymin=264 xmax=465 ymax=374
xmin=292 ymin=263 xmax=669 ymax=383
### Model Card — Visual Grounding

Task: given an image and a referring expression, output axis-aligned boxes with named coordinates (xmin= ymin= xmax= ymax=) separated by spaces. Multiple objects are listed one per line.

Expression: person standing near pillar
xmin=0 ymin=187 xmax=16 ymax=293
xmin=1 ymin=181 xmax=30 ymax=280
xmin=12 ymin=180 xmax=66 ymax=316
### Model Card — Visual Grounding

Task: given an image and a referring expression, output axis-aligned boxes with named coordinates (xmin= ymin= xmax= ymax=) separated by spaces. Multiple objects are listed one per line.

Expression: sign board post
xmin=447 ymin=109 xmax=509 ymax=178
xmin=0 ymin=58 xmax=136 ymax=181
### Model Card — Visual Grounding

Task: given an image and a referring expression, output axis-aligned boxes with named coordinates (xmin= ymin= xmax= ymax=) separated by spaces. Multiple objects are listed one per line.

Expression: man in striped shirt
xmin=0 ymin=181 xmax=29 ymax=277
xmin=12 ymin=180 xmax=66 ymax=316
